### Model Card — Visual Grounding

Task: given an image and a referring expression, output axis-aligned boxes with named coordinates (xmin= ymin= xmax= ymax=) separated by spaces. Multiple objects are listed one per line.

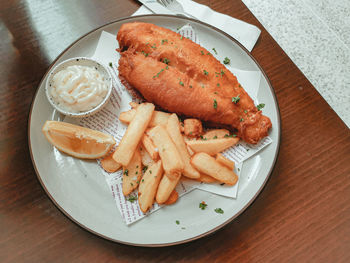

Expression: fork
xmin=158 ymin=0 xmax=197 ymax=19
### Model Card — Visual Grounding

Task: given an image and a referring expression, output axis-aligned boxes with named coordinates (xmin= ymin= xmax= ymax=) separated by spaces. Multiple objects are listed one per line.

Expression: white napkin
xmin=133 ymin=0 xmax=261 ymax=51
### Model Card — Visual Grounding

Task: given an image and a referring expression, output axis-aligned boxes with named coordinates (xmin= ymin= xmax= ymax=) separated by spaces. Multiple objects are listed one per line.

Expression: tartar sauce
xmin=50 ymin=65 xmax=108 ymax=113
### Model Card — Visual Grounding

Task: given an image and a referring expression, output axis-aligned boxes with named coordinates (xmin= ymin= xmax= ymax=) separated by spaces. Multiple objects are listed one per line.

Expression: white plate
xmin=28 ymin=15 xmax=281 ymax=246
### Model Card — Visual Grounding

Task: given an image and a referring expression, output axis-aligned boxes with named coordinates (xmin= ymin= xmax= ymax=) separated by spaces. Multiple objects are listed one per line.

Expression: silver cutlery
xmin=158 ymin=0 xmax=197 ymax=19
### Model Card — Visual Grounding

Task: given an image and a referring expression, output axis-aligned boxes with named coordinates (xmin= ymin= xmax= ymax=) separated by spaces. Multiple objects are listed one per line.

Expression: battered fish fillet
xmin=117 ymin=22 xmax=271 ymax=144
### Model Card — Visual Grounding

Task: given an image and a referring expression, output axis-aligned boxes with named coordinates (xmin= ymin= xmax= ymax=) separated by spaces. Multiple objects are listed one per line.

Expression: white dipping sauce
xmin=50 ymin=65 xmax=108 ymax=113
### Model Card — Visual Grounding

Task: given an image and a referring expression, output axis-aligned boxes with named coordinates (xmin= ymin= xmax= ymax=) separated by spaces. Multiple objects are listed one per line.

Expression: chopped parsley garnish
xmin=150 ymin=44 xmax=157 ymax=49
xmin=224 ymin=134 xmax=236 ymax=138
xmin=212 ymin=48 xmax=218 ymax=55
xmin=135 ymin=171 xmax=138 ymax=175
xmin=200 ymin=135 xmax=207 ymax=140
xmin=136 ymin=165 xmax=139 ymax=168
xmin=130 ymin=182 xmax=133 ymax=186
xmin=162 ymin=58 xmax=170 ymax=64
xmin=206 ymin=52 xmax=211 ymax=55
xmin=203 ymin=70 xmax=209 ymax=76
xmin=240 ymin=118 xmax=244 ymax=122
xmin=232 ymin=95 xmax=240 ymax=104
xmin=257 ymin=103 xmax=265 ymax=111
xmin=141 ymin=179 xmax=144 ymax=182
xmin=127 ymin=195 xmax=137 ymax=203
xmin=109 ymin=62 xmax=113 ymax=68
xmin=213 ymin=136 xmax=217 ymax=139
xmin=161 ymin=39 xmax=168 ymax=44
xmin=201 ymin=51 xmax=204 ymax=55
xmin=189 ymin=85 xmax=193 ymax=88
xmin=124 ymin=169 xmax=129 ymax=176
xmin=180 ymin=36 xmax=183 ymax=40
xmin=142 ymin=166 xmax=148 ymax=173
xmin=153 ymin=68 xmax=165 ymax=78
xmin=176 ymin=220 xmax=180 ymax=225
xmin=223 ymin=57 xmax=230 ymax=64
xmin=217 ymin=83 xmax=220 ymax=87
xmin=214 ymin=91 xmax=218 ymax=94
xmin=141 ymin=51 xmax=149 ymax=57
xmin=201 ymin=85 xmax=205 ymax=88
xmin=179 ymin=80 xmax=184 ymax=86
xmin=214 ymin=208 xmax=224 ymax=214
xmin=166 ymin=65 xmax=169 ymax=70
xmin=244 ymin=110 xmax=248 ymax=113
xmin=220 ymin=69 xmax=225 ymax=77
xmin=213 ymin=99 xmax=217 ymax=109
xmin=199 ymin=201 xmax=208 ymax=210
xmin=149 ymin=170 xmax=152 ymax=174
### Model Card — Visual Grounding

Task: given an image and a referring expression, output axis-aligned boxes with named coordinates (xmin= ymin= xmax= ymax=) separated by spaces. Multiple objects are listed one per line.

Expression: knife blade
xmin=138 ymin=0 xmax=175 ymax=15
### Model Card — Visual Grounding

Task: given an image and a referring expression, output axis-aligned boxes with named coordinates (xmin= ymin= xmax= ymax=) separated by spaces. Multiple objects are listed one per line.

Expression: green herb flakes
xmin=109 ymin=62 xmax=113 ymax=68
xmin=213 ymin=99 xmax=217 ymax=109
xmin=199 ymin=201 xmax=208 ymax=210
xmin=214 ymin=208 xmax=224 ymax=214
xmin=127 ymin=195 xmax=137 ymax=203
xmin=124 ymin=169 xmax=129 ymax=176
xmin=257 ymin=103 xmax=265 ymax=111
xmin=153 ymin=68 xmax=165 ymax=79
xmin=161 ymin=39 xmax=168 ymax=44
xmin=162 ymin=58 xmax=170 ymax=64
xmin=201 ymin=51 xmax=204 ymax=55
xmin=176 ymin=220 xmax=180 ymax=225
xmin=223 ymin=57 xmax=230 ymax=64
xmin=179 ymin=80 xmax=184 ymax=86
xmin=212 ymin=48 xmax=218 ymax=55
xmin=203 ymin=70 xmax=209 ymax=76
xmin=232 ymin=95 xmax=240 ymax=104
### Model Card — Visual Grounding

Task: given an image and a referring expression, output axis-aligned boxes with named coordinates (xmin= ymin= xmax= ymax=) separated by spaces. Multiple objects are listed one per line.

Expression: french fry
xmin=138 ymin=160 xmax=163 ymax=213
xmin=142 ymin=134 xmax=159 ymax=161
xmin=150 ymin=111 xmax=170 ymax=127
xmin=122 ymin=149 xmax=142 ymax=196
xmin=166 ymin=114 xmax=200 ymax=179
xmin=100 ymin=150 xmax=122 ymax=173
xmin=156 ymin=173 xmax=181 ymax=204
xmin=164 ymin=190 xmax=179 ymax=205
xmin=140 ymin=145 xmax=154 ymax=167
xmin=119 ymin=109 xmax=136 ymax=124
xmin=202 ymin=129 xmax=230 ymax=140
xmin=148 ymin=125 xmax=184 ymax=178
xmin=191 ymin=153 xmax=238 ymax=185
xmin=129 ymin=101 xmax=139 ymax=108
xmin=186 ymin=137 xmax=239 ymax=155
xmin=184 ymin=118 xmax=203 ymax=137
xmin=216 ymin=153 xmax=235 ymax=170
xmin=119 ymin=108 xmax=170 ymax=127
xmin=113 ymin=103 xmax=155 ymax=166
xmin=197 ymin=173 xmax=218 ymax=183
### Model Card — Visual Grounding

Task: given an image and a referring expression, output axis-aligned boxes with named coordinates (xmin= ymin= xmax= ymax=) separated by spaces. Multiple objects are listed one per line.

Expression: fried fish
xmin=117 ymin=22 xmax=271 ymax=144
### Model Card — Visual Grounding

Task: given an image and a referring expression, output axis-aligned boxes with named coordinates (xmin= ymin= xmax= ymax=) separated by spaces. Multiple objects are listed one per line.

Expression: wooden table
xmin=1 ymin=0 xmax=349 ymax=262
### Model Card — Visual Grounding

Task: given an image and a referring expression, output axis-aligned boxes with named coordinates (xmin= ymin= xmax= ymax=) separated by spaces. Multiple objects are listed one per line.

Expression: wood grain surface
xmin=1 ymin=0 xmax=349 ymax=262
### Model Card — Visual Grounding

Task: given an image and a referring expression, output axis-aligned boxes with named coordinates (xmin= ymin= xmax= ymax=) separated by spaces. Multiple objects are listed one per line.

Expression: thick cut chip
xmin=191 ymin=152 xmax=238 ymax=185
xmin=148 ymin=125 xmax=184 ymax=178
xmin=186 ymin=137 xmax=239 ymax=156
xmin=138 ymin=160 xmax=163 ymax=213
xmin=166 ymin=114 xmax=200 ymax=179
xmin=202 ymin=129 xmax=230 ymax=140
xmin=122 ymin=149 xmax=142 ymax=196
xmin=156 ymin=173 xmax=181 ymax=204
xmin=216 ymin=153 xmax=235 ymax=170
xmin=101 ymin=150 xmax=122 ymax=173
xmin=42 ymin=121 xmax=115 ymax=159
xmin=113 ymin=103 xmax=155 ymax=166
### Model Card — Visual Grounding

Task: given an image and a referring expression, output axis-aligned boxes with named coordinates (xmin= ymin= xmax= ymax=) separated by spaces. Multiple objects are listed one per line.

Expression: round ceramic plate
xmin=29 ymin=15 xmax=280 ymax=246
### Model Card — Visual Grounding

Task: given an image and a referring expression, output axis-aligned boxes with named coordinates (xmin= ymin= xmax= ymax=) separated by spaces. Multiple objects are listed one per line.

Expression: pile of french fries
xmin=100 ymin=102 xmax=239 ymax=213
